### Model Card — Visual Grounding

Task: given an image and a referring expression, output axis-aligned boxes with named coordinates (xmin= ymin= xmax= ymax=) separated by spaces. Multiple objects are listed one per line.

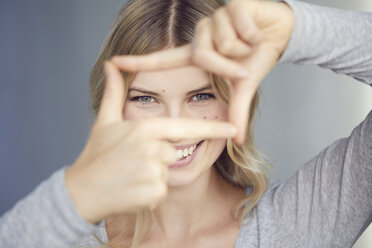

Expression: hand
xmin=65 ymin=61 xmax=237 ymax=224
xmin=112 ymin=0 xmax=294 ymax=144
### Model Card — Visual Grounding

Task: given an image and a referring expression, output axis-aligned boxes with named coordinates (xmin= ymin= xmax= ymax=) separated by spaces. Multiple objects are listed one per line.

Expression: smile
xmin=175 ymin=141 xmax=201 ymax=160
xmin=170 ymin=141 xmax=204 ymax=168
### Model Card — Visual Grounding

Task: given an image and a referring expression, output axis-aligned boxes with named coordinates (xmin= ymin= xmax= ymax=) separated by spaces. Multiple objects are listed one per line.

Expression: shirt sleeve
xmin=279 ymin=0 xmax=372 ymax=86
xmin=0 ymin=167 xmax=102 ymax=247
xmin=271 ymin=1 xmax=372 ymax=246
xmin=272 ymin=110 xmax=372 ymax=247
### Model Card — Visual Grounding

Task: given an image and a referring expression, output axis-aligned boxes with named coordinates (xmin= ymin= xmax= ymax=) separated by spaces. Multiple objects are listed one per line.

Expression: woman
xmin=0 ymin=0 xmax=371 ymax=247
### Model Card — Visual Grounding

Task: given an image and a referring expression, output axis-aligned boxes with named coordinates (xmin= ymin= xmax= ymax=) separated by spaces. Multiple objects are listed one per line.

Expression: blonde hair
xmin=89 ymin=0 xmax=269 ymax=247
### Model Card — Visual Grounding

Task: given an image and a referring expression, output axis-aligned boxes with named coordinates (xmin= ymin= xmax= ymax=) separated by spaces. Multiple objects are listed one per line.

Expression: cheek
xmin=201 ymin=138 xmax=227 ymax=171
xmin=196 ymin=105 xmax=227 ymax=122
xmin=197 ymin=104 xmax=228 ymax=164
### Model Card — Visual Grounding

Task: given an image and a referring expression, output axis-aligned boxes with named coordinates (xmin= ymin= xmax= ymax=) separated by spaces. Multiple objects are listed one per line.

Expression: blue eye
xmin=130 ymin=96 xmax=156 ymax=104
xmin=191 ymin=93 xmax=215 ymax=102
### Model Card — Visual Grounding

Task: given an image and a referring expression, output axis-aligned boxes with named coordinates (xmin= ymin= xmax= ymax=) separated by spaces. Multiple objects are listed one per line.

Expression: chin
xmin=166 ymin=170 xmax=207 ymax=187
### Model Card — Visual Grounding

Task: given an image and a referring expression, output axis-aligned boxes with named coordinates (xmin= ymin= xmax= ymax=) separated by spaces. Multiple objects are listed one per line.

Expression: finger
xmin=137 ymin=118 xmax=237 ymax=141
xmin=112 ymin=23 xmax=249 ymax=81
xmin=155 ymin=142 xmax=177 ymax=165
xmin=228 ymin=78 xmax=258 ymax=144
xmin=95 ymin=61 xmax=125 ymax=127
xmin=191 ymin=18 xmax=249 ymax=80
xmin=227 ymin=1 xmax=263 ymax=46
xmin=229 ymin=46 xmax=279 ymax=144
xmin=212 ymin=8 xmax=252 ymax=58
xmin=112 ymin=45 xmax=192 ymax=71
xmin=132 ymin=181 xmax=167 ymax=209
xmin=113 ymin=41 xmax=247 ymax=81
xmin=139 ymin=138 xmax=176 ymax=164
xmin=141 ymin=159 xmax=168 ymax=182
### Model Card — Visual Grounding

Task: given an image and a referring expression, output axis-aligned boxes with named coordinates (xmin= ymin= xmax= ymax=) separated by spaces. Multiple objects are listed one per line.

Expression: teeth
xmin=188 ymin=147 xmax=193 ymax=155
xmin=183 ymin=148 xmax=188 ymax=157
xmin=177 ymin=150 xmax=183 ymax=159
xmin=176 ymin=143 xmax=198 ymax=160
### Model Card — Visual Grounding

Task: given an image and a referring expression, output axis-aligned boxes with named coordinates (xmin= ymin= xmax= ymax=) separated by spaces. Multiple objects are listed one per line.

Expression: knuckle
xmin=241 ymin=28 xmax=254 ymax=40
xmin=236 ymin=41 xmax=252 ymax=54
xmin=217 ymin=39 xmax=234 ymax=54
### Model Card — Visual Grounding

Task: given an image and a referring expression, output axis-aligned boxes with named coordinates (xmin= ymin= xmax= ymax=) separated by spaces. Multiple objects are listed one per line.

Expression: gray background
xmin=0 ymin=0 xmax=371 ymax=246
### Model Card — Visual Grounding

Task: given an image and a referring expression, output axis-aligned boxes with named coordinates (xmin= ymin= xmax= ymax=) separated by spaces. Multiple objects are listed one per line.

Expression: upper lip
xmin=174 ymin=141 xmax=202 ymax=150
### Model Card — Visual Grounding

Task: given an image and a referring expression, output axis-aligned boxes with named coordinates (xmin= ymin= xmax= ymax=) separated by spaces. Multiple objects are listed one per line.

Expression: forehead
xmin=130 ymin=66 xmax=210 ymax=92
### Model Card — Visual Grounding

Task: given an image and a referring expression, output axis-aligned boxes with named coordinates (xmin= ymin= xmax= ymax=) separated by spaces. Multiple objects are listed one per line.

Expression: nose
xmin=163 ymin=104 xmax=189 ymax=144
xmin=164 ymin=104 xmax=189 ymax=119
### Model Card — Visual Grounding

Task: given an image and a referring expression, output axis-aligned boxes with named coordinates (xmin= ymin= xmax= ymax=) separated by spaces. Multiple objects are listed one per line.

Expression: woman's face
xmin=123 ymin=66 xmax=228 ymax=187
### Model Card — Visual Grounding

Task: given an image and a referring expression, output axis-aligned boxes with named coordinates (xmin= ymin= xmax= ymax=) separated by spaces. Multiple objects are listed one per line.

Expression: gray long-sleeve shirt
xmin=0 ymin=0 xmax=371 ymax=247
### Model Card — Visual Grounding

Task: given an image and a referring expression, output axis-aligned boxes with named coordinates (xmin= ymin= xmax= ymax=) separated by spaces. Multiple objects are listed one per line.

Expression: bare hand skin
xmin=65 ymin=62 xmax=237 ymax=224
xmin=112 ymin=0 xmax=294 ymax=144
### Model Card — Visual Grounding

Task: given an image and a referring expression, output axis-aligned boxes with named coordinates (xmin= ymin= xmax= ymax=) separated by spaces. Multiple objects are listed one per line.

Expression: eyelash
xmin=190 ymin=93 xmax=215 ymax=102
xmin=129 ymin=93 xmax=215 ymax=105
xmin=129 ymin=96 xmax=155 ymax=105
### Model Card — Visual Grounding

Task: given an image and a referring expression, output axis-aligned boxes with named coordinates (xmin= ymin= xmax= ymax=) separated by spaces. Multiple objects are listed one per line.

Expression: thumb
xmin=228 ymin=77 xmax=257 ymax=145
xmin=95 ymin=61 xmax=126 ymax=127
xmin=229 ymin=46 xmax=279 ymax=144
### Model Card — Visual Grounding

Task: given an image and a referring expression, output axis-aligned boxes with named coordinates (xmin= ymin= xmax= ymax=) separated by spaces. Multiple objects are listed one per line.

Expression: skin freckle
xmin=162 ymin=89 xmax=166 ymax=92
xmin=203 ymin=116 xmax=207 ymax=119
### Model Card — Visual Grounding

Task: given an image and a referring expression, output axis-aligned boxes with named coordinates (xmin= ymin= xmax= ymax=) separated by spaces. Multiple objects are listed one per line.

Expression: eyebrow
xmin=128 ymin=84 xmax=212 ymax=96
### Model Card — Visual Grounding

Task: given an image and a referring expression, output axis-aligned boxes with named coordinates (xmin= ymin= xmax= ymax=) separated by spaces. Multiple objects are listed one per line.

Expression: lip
xmin=169 ymin=141 xmax=204 ymax=168
xmin=174 ymin=142 xmax=199 ymax=150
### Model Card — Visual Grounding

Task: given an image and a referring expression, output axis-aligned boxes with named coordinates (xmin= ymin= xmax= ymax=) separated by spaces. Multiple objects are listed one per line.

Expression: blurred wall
xmin=0 ymin=0 xmax=123 ymax=213
xmin=0 ymin=0 xmax=371 ymax=246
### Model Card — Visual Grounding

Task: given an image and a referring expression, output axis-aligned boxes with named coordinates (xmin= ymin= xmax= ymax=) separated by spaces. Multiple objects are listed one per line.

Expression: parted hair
xmin=89 ymin=0 xmax=269 ymax=247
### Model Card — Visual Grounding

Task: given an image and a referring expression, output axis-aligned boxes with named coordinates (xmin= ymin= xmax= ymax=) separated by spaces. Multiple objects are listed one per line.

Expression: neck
xmin=152 ymin=167 xmax=244 ymax=239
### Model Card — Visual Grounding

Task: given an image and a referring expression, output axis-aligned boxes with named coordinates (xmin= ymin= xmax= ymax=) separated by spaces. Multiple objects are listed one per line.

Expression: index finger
xmin=228 ymin=78 xmax=257 ymax=144
xmin=112 ymin=44 xmax=248 ymax=80
xmin=112 ymin=45 xmax=192 ymax=71
xmin=137 ymin=118 xmax=237 ymax=141
xmin=95 ymin=61 xmax=126 ymax=128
